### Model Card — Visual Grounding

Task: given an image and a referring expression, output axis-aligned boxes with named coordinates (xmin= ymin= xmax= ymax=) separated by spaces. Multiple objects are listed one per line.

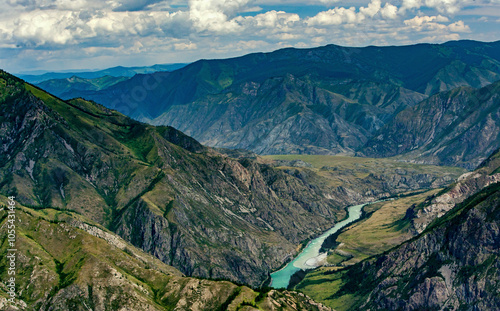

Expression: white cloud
xmin=0 ymin=0 xmax=499 ymax=73
xmin=360 ymin=0 xmax=381 ymax=18
xmin=404 ymin=15 xmax=470 ymax=35
xmin=380 ymin=3 xmax=399 ymax=19
xmin=448 ymin=20 xmax=471 ymax=32
xmin=404 ymin=15 xmax=449 ymax=27
xmin=239 ymin=10 xmax=300 ymax=29
xmin=307 ymin=7 xmax=361 ymax=26
xmin=11 ymin=10 xmax=81 ymax=45
xmin=188 ymin=0 xmax=251 ymax=33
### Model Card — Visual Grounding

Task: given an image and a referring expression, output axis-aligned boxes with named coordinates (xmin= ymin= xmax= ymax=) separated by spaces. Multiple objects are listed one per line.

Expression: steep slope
xmin=295 ymin=149 xmax=500 ymax=311
xmin=0 ymin=70 xmax=345 ymax=287
xmin=151 ymin=76 xmax=425 ymax=154
xmin=36 ymin=75 xmax=129 ymax=98
xmin=362 ymin=81 xmax=500 ymax=169
xmin=59 ymin=40 xmax=500 ymax=156
xmin=409 ymin=147 xmax=500 ymax=232
xmin=0 ymin=201 xmax=331 ymax=311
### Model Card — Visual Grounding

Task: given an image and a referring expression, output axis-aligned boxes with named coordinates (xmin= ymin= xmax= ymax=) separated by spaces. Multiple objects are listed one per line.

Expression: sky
xmin=0 ymin=0 xmax=499 ymax=74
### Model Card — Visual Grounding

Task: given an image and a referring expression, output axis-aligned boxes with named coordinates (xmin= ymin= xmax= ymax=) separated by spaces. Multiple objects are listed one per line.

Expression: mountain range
xmin=18 ymin=63 xmax=188 ymax=84
xmin=1 ymin=39 xmax=500 ymax=311
xmin=38 ymin=40 xmax=500 ymax=169
xmin=0 ymin=69 xmax=465 ymax=289
xmin=362 ymin=81 xmax=500 ymax=169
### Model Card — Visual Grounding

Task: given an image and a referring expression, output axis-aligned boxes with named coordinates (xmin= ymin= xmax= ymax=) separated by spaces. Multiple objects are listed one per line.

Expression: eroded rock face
xmin=362 ymin=82 xmax=500 ymax=169
xmin=413 ymin=172 xmax=500 ymax=233
xmin=361 ymin=188 xmax=500 ymax=311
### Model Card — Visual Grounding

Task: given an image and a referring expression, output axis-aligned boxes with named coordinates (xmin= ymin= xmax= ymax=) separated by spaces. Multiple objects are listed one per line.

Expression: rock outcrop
xmin=357 ymin=182 xmax=500 ymax=310
xmin=362 ymin=82 xmax=500 ymax=169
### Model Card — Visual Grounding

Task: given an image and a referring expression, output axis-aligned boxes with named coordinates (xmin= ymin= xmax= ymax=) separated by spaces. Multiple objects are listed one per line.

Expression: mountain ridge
xmin=46 ymin=40 xmax=500 ymax=165
xmin=18 ymin=63 xmax=189 ymax=84
xmin=0 ymin=69 xmax=466 ymax=288
xmin=361 ymin=80 xmax=500 ymax=169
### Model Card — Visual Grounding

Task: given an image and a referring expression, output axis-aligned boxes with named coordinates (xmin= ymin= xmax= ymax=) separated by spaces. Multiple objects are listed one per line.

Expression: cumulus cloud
xmin=380 ymin=3 xmax=398 ymax=19
xmin=404 ymin=15 xmax=469 ymax=34
xmin=307 ymin=7 xmax=360 ymax=26
xmin=401 ymin=0 xmax=473 ymax=14
xmin=0 ymin=0 xmax=496 ymax=73
xmin=189 ymin=0 xmax=250 ymax=32
xmin=404 ymin=15 xmax=449 ymax=27
xmin=360 ymin=0 xmax=382 ymax=18
xmin=239 ymin=10 xmax=299 ymax=29
xmin=448 ymin=20 xmax=471 ymax=32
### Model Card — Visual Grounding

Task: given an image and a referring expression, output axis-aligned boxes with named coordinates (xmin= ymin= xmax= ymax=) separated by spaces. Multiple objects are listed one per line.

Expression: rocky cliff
xmin=362 ymin=81 xmax=500 ymax=169
xmin=355 ymin=182 xmax=500 ymax=310
xmin=409 ymin=148 xmax=500 ymax=232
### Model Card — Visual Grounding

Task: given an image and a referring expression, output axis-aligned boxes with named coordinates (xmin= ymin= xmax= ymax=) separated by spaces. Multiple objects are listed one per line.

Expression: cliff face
xmin=411 ymin=148 xmax=500 ymax=233
xmin=358 ymin=182 xmax=500 ymax=310
xmin=362 ymin=82 xmax=500 ymax=169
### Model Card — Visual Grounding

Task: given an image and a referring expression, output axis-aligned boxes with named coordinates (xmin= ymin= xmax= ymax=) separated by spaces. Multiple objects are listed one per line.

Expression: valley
xmin=1 ymin=40 xmax=499 ymax=311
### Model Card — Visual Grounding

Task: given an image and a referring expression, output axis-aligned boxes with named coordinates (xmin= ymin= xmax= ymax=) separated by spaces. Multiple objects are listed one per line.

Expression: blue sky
xmin=1 ymin=0 xmax=499 ymax=74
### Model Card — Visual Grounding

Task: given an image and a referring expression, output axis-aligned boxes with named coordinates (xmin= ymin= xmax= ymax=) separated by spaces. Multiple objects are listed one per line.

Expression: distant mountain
xmin=19 ymin=63 xmax=188 ymax=84
xmin=36 ymin=75 xmax=129 ymax=98
xmin=60 ymin=40 xmax=500 ymax=160
xmin=361 ymin=81 xmax=500 ymax=169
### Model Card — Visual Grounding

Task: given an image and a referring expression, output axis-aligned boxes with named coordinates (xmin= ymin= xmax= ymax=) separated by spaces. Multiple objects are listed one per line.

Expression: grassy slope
xmin=325 ymin=189 xmax=440 ymax=266
xmin=0 ymin=198 xmax=329 ymax=311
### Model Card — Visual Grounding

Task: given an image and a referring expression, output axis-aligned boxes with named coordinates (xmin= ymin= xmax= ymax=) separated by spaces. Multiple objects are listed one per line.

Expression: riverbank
xmin=270 ymin=202 xmax=369 ymax=289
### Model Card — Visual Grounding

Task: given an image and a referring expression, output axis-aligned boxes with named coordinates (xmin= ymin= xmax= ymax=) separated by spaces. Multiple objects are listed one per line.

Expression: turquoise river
xmin=270 ymin=202 xmax=371 ymax=289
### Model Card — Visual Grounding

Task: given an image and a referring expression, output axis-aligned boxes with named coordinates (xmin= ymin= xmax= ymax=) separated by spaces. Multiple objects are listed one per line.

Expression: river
xmin=270 ymin=202 xmax=369 ymax=289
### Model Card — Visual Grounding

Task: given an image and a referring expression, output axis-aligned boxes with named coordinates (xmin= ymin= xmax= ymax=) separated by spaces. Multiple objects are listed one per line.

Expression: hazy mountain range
xmin=19 ymin=63 xmax=188 ymax=84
